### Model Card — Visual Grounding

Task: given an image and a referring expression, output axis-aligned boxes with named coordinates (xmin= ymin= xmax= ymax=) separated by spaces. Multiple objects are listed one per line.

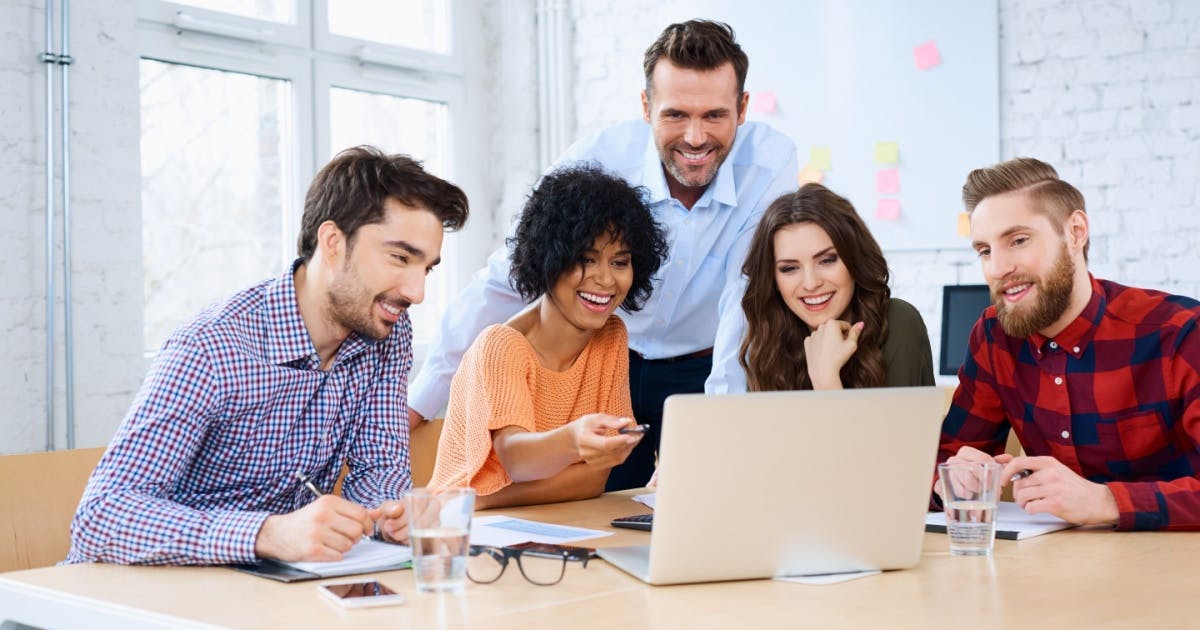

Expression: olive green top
xmin=883 ymin=298 xmax=935 ymax=387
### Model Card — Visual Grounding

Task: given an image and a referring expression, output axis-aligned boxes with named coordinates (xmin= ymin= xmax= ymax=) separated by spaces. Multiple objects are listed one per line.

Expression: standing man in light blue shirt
xmin=409 ymin=20 xmax=797 ymax=490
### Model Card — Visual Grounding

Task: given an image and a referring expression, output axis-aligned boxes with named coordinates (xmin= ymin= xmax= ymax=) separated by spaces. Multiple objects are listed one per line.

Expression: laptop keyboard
xmin=611 ymin=513 xmax=653 ymax=531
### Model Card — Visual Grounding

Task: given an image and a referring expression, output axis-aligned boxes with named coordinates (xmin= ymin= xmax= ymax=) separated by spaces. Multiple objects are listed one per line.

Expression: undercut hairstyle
xmin=508 ymin=165 xmax=668 ymax=312
xmin=643 ymin=19 xmax=749 ymax=99
xmin=740 ymin=184 xmax=891 ymax=392
xmin=962 ymin=157 xmax=1089 ymax=260
xmin=297 ymin=145 xmax=469 ymax=262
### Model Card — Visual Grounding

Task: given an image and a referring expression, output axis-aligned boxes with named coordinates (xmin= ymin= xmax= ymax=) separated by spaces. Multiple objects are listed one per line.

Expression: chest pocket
xmin=1113 ymin=410 xmax=1171 ymax=463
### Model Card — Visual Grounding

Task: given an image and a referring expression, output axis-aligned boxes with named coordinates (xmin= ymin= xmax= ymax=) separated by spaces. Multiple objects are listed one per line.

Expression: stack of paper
xmin=925 ymin=502 xmax=1076 ymax=540
xmin=284 ymin=538 xmax=413 ymax=576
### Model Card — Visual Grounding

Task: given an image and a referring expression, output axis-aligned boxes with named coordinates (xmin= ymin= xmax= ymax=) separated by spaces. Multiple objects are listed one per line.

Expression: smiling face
xmin=970 ymin=190 xmax=1088 ymax=339
xmin=545 ymin=234 xmax=633 ymax=332
xmin=325 ymin=196 xmax=444 ymax=341
xmin=642 ymin=60 xmax=747 ymax=206
xmin=772 ymin=222 xmax=855 ymax=331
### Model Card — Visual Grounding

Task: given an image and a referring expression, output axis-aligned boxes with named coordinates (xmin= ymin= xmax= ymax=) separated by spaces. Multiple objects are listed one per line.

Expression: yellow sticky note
xmin=874 ymin=141 xmax=899 ymax=165
xmin=956 ymin=211 xmax=970 ymax=237
xmin=798 ymin=165 xmax=824 ymax=185
xmin=810 ymin=147 xmax=832 ymax=171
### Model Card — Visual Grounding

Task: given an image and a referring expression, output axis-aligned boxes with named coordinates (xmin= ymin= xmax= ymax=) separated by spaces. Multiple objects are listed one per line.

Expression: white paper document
xmin=775 ymin=570 xmax=881 ymax=585
xmin=926 ymin=501 xmax=1076 ymax=540
xmin=470 ymin=515 xmax=613 ymax=548
xmin=283 ymin=538 xmax=412 ymax=577
xmin=632 ymin=493 xmax=656 ymax=510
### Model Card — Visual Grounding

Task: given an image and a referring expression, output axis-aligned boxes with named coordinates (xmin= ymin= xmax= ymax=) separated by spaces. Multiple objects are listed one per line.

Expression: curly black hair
xmin=508 ymin=164 xmax=668 ymax=312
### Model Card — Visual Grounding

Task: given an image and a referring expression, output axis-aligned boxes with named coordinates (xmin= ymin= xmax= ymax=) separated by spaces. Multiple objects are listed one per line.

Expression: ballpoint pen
xmin=296 ymin=470 xmax=324 ymax=498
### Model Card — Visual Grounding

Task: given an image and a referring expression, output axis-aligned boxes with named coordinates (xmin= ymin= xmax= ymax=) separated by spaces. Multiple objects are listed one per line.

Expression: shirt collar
xmin=1030 ymin=274 xmax=1104 ymax=358
xmin=638 ymin=128 xmax=740 ymax=210
xmin=262 ymin=259 xmax=321 ymax=366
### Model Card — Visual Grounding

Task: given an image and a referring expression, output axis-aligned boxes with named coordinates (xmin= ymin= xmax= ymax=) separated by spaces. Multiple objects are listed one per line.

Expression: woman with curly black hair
xmin=739 ymin=183 xmax=934 ymax=391
xmin=429 ymin=165 xmax=669 ymax=508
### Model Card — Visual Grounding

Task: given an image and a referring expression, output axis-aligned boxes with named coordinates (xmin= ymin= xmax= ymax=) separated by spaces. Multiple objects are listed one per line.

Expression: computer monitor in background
xmin=939 ymin=284 xmax=993 ymax=376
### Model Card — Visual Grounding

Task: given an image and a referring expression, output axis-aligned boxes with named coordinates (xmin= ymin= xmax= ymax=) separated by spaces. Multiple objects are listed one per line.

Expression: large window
xmin=138 ymin=0 xmax=484 ymax=354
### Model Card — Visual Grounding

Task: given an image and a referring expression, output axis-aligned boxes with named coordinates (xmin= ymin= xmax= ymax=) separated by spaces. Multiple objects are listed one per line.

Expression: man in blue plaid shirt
xmin=66 ymin=146 xmax=469 ymax=566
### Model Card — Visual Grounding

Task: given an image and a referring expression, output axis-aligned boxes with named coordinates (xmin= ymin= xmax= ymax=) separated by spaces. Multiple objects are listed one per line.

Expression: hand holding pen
xmin=251 ymin=471 xmax=376 ymax=562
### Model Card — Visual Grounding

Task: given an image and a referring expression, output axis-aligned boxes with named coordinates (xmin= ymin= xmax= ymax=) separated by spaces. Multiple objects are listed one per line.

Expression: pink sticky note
xmin=876 ymin=168 xmax=900 ymax=194
xmin=752 ymin=91 xmax=777 ymax=114
xmin=914 ymin=40 xmax=941 ymax=71
xmin=876 ymin=198 xmax=901 ymax=221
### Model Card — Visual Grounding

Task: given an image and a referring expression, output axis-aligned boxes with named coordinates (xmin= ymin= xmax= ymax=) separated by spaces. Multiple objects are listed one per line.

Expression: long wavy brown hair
xmin=739 ymin=184 xmax=892 ymax=391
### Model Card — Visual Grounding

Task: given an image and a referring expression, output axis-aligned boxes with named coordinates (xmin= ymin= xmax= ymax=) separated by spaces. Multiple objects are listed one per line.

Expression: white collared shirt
xmin=409 ymin=119 xmax=797 ymax=416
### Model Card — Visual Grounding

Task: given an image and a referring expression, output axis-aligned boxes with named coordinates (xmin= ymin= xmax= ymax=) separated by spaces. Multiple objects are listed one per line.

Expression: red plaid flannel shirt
xmin=940 ymin=276 xmax=1200 ymax=530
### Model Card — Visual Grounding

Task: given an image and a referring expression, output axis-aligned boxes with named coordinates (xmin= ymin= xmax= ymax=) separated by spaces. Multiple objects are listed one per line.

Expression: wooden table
xmin=0 ymin=490 xmax=1193 ymax=629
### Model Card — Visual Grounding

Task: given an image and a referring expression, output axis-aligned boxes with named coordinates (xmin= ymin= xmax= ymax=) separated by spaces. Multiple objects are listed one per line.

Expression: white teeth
xmin=802 ymin=293 xmax=833 ymax=305
xmin=680 ymin=150 xmax=709 ymax=160
xmin=379 ymin=301 xmax=401 ymax=315
xmin=579 ymin=291 xmax=612 ymax=305
xmin=1005 ymin=284 xmax=1032 ymax=296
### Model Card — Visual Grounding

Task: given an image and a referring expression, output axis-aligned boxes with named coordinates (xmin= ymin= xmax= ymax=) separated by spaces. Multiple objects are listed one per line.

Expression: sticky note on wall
xmin=876 ymin=168 xmax=900 ymax=194
xmin=876 ymin=199 xmax=901 ymax=221
xmin=874 ymin=142 xmax=899 ymax=165
xmin=809 ymin=147 xmax=832 ymax=171
xmin=914 ymin=40 xmax=942 ymax=70
xmin=798 ymin=165 xmax=824 ymax=185
xmin=956 ymin=211 xmax=970 ymax=237
xmin=752 ymin=91 xmax=778 ymax=114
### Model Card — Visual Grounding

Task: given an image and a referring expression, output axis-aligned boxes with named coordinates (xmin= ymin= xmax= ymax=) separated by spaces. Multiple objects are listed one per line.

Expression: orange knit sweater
xmin=428 ymin=316 xmax=633 ymax=495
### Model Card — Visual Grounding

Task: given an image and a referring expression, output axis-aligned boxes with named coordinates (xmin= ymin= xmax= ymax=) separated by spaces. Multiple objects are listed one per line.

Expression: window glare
xmin=171 ymin=0 xmax=294 ymax=23
xmin=328 ymin=0 xmax=449 ymax=53
xmin=140 ymin=59 xmax=291 ymax=352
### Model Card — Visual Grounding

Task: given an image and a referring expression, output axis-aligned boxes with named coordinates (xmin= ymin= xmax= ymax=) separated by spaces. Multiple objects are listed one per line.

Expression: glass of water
xmin=405 ymin=487 xmax=475 ymax=592
xmin=936 ymin=462 xmax=1003 ymax=556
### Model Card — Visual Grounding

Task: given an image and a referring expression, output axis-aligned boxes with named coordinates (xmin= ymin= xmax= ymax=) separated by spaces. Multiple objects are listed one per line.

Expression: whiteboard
xmin=664 ymin=1 xmax=999 ymax=251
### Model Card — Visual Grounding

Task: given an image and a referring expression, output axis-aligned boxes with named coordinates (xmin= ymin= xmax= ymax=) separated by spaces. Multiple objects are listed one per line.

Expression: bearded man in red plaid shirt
xmin=935 ymin=157 xmax=1200 ymax=531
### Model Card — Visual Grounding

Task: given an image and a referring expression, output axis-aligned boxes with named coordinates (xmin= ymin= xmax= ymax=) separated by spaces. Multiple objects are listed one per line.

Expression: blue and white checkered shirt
xmin=66 ymin=260 xmax=413 ymax=565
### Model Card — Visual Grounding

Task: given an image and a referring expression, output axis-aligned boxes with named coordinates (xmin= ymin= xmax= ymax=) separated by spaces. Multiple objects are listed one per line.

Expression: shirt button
xmin=1061 ymin=430 xmax=1070 ymax=439
xmin=1049 ymin=341 xmax=1058 ymax=349
xmin=1054 ymin=377 xmax=1063 ymax=385
xmin=1073 ymin=346 xmax=1080 ymax=353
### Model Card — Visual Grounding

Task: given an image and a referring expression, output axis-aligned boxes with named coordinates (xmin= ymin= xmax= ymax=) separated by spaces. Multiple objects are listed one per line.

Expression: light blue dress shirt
xmin=409 ymin=119 xmax=797 ymax=416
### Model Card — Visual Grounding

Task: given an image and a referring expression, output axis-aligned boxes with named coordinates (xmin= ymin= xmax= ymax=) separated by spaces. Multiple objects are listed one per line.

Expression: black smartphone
xmin=619 ymin=423 xmax=651 ymax=435
xmin=506 ymin=541 xmax=596 ymax=560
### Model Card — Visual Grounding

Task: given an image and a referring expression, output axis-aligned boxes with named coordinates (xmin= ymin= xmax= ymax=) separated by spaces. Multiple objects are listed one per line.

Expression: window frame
xmin=136 ymin=0 xmax=489 ymax=361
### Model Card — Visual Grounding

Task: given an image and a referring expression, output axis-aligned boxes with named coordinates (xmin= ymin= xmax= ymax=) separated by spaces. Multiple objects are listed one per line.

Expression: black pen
xmin=620 ymin=423 xmax=651 ymax=435
xmin=1010 ymin=469 xmax=1033 ymax=483
xmin=296 ymin=470 xmax=324 ymax=498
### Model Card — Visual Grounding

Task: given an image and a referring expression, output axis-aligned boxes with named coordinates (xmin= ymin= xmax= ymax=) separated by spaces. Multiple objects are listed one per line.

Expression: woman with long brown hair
xmin=739 ymin=183 xmax=933 ymax=391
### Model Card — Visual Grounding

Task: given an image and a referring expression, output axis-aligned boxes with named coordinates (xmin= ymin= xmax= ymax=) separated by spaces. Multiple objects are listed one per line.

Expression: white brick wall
xmin=566 ymin=0 xmax=1200 ymax=382
xmin=0 ymin=0 xmax=143 ymax=454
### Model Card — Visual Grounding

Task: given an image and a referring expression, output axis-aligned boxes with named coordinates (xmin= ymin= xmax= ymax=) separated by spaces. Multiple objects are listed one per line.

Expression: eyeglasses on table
xmin=465 ymin=544 xmax=591 ymax=586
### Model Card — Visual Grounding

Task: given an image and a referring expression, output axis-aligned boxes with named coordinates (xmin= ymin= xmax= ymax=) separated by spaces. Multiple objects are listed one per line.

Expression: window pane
xmin=328 ymin=0 xmax=449 ymax=54
xmin=171 ymin=0 xmax=294 ymax=23
xmin=329 ymin=87 xmax=451 ymax=342
xmin=140 ymin=59 xmax=292 ymax=352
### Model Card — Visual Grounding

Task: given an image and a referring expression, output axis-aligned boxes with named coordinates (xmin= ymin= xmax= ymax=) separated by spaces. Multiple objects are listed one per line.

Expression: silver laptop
xmin=598 ymin=387 xmax=945 ymax=585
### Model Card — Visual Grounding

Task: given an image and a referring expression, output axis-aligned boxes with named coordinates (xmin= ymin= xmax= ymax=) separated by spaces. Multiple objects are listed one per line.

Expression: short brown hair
xmin=643 ymin=20 xmax=749 ymax=98
xmin=962 ymin=157 xmax=1088 ymax=259
xmin=298 ymin=146 xmax=469 ymax=262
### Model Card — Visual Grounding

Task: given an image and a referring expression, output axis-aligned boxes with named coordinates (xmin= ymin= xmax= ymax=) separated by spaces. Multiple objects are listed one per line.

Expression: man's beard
xmin=659 ymin=139 xmax=730 ymax=189
xmin=993 ymin=243 xmax=1076 ymax=339
xmin=327 ymin=258 xmax=407 ymax=341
